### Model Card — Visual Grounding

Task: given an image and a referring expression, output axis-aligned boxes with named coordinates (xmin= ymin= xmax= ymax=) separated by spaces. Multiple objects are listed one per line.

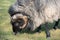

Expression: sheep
xmin=8 ymin=0 xmax=60 ymax=39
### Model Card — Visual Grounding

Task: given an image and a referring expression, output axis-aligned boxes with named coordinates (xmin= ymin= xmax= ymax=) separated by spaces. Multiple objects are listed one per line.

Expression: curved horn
xmin=20 ymin=16 xmax=28 ymax=29
xmin=11 ymin=14 xmax=23 ymax=21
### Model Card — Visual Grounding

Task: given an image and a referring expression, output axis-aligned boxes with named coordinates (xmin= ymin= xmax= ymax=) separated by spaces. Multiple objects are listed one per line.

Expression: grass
xmin=0 ymin=0 xmax=60 ymax=40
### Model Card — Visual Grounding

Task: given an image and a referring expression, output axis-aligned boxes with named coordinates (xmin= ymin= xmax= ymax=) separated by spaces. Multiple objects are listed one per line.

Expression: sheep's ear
xmin=12 ymin=15 xmax=17 ymax=19
xmin=11 ymin=15 xmax=17 ymax=22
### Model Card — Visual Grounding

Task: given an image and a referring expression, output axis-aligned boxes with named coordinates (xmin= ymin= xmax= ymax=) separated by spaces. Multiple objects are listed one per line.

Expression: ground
xmin=0 ymin=0 xmax=60 ymax=40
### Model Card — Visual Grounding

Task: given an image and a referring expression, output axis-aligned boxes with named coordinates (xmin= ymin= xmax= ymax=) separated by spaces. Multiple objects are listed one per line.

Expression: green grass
xmin=0 ymin=0 xmax=60 ymax=40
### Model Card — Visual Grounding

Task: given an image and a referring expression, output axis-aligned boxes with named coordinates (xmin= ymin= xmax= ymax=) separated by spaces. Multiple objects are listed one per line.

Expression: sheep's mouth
xmin=11 ymin=14 xmax=28 ymax=29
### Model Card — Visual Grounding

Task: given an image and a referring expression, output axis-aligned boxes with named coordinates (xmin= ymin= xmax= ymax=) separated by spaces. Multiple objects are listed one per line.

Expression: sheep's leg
xmin=36 ymin=26 xmax=41 ymax=33
xmin=45 ymin=23 xmax=50 ymax=39
xmin=53 ymin=19 xmax=60 ymax=30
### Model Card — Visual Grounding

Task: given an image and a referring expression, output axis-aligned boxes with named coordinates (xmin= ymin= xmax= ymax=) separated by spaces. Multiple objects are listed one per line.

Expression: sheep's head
xmin=11 ymin=13 xmax=28 ymax=29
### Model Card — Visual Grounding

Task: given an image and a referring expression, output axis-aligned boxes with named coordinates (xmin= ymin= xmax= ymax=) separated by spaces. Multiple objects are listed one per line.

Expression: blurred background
xmin=0 ymin=0 xmax=60 ymax=40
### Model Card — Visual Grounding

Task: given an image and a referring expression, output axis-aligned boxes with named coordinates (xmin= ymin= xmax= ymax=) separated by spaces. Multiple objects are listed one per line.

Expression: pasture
xmin=0 ymin=0 xmax=60 ymax=40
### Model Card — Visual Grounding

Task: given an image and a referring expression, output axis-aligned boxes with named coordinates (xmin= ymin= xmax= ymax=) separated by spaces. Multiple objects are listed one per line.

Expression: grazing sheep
xmin=8 ymin=0 xmax=60 ymax=38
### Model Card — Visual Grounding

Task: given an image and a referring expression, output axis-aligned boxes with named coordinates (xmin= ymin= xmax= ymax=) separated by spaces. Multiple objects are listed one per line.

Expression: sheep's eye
xmin=18 ymin=19 xmax=25 ymax=26
xmin=15 ymin=22 xmax=19 ymax=26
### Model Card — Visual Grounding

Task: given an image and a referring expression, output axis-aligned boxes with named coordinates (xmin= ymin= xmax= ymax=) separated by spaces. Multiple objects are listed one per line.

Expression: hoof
xmin=13 ymin=32 xmax=17 ymax=35
xmin=47 ymin=37 xmax=51 ymax=40
xmin=53 ymin=26 xmax=58 ymax=30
